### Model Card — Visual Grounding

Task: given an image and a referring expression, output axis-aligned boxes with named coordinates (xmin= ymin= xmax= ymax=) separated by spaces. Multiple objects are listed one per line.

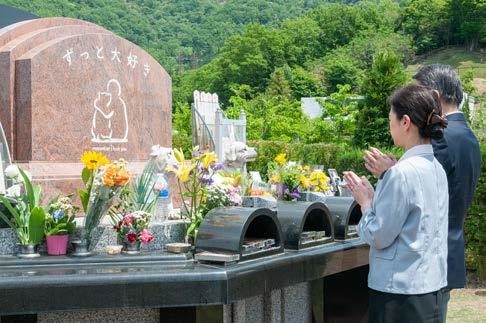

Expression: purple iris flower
xmin=290 ymin=187 xmax=301 ymax=199
xmin=53 ymin=210 xmax=64 ymax=220
xmin=281 ymin=184 xmax=288 ymax=194
xmin=193 ymin=149 xmax=204 ymax=157
xmin=201 ymin=176 xmax=214 ymax=185
xmin=210 ymin=162 xmax=224 ymax=171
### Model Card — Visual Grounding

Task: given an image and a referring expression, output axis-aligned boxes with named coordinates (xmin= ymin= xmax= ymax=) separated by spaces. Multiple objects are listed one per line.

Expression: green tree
xmin=212 ymin=24 xmax=286 ymax=102
xmin=172 ymin=102 xmax=192 ymax=137
xmin=402 ymin=0 xmax=450 ymax=53
xmin=449 ymin=0 xmax=486 ymax=50
xmin=280 ymin=16 xmax=321 ymax=66
xmin=322 ymin=52 xmax=363 ymax=92
xmin=321 ymin=84 xmax=359 ymax=143
xmin=226 ymin=92 xmax=308 ymax=142
xmin=266 ymin=68 xmax=292 ymax=99
xmin=285 ymin=66 xmax=325 ymax=99
xmin=353 ymin=51 xmax=408 ymax=148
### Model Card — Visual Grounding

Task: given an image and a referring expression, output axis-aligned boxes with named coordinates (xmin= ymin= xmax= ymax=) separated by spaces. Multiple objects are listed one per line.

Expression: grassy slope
xmin=407 ymin=47 xmax=486 ymax=94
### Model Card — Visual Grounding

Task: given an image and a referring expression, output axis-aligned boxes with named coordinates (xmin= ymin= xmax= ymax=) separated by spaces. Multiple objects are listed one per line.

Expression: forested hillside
xmin=171 ymin=0 xmax=485 ymax=148
xmin=0 ymin=0 xmax=339 ymax=74
xmin=2 ymin=0 xmax=485 ymax=146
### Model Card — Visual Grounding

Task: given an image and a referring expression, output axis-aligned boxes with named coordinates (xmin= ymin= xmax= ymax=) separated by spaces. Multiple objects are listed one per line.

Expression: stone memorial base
xmin=0 ymin=220 xmax=185 ymax=255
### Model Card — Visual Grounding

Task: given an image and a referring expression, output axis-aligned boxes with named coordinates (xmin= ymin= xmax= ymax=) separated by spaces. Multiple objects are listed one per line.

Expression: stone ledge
xmin=0 ymin=220 xmax=185 ymax=255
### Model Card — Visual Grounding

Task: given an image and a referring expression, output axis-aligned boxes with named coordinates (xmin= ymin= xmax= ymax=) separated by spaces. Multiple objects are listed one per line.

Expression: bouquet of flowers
xmin=79 ymin=151 xmax=130 ymax=243
xmin=113 ymin=211 xmax=153 ymax=245
xmin=167 ymin=146 xmax=235 ymax=242
xmin=299 ymin=166 xmax=331 ymax=193
xmin=267 ymin=153 xmax=304 ymax=201
xmin=201 ymin=171 xmax=243 ymax=216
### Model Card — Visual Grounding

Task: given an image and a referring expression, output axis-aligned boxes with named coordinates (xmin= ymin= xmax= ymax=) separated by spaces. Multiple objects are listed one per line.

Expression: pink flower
xmin=228 ymin=187 xmax=242 ymax=205
xmin=123 ymin=214 xmax=135 ymax=226
xmin=139 ymin=229 xmax=153 ymax=244
xmin=126 ymin=232 xmax=137 ymax=243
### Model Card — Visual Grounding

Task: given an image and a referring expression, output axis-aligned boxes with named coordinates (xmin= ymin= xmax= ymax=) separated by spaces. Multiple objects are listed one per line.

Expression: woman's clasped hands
xmin=343 ymin=171 xmax=374 ymax=213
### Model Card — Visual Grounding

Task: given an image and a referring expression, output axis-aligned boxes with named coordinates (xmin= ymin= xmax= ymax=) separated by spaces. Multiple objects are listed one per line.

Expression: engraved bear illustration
xmin=91 ymin=79 xmax=128 ymax=143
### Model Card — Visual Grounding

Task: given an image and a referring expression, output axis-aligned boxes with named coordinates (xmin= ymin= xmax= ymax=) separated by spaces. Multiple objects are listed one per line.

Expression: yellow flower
xmin=303 ymin=165 xmax=310 ymax=172
xmin=168 ymin=163 xmax=195 ymax=183
xmin=228 ymin=174 xmax=241 ymax=187
xmin=274 ymin=153 xmax=286 ymax=165
xmin=81 ymin=151 xmax=109 ymax=170
xmin=173 ymin=148 xmax=185 ymax=163
xmin=300 ymin=175 xmax=311 ymax=189
xmin=202 ymin=151 xmax=217 ymax=169
xmin=270 ymin=174 xmax=281 ymax=183
xmin=319 ymin=184 xmax=330 ymax=192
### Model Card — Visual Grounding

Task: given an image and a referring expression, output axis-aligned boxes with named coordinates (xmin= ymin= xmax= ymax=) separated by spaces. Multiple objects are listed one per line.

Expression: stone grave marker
xmin=0 ymin=23 xmax=109 ymax=155
xmin=0 ymin=18 xmax=172 ymax=200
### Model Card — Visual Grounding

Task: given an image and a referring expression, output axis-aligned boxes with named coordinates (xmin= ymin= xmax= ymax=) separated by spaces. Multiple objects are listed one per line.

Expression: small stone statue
xmin=223 ymin=141 xmax=257 ymax=172
xmin=150 ymin=145 xmax=180 ymax=220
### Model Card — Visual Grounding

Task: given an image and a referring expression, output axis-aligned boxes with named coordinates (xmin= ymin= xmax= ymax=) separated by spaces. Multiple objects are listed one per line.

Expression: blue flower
xmin=53 ymin=210 xmax=64 ymax=221
xmin=210 ymin=163 xmax=224 ymax=171
xmin=290 ymin=187 xmax=301 ymax=199
xmin=201 ymin=176 xmax=214 ymax=185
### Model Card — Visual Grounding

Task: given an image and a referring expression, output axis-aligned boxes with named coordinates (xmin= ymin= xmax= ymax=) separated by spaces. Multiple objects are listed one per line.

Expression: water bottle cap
xmin=159 ymin=188 xmax=169 ymax=198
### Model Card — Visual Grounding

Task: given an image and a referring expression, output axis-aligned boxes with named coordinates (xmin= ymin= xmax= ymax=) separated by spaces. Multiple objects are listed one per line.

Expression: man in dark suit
xmin=363 ymin=64 xmax=481 ymax=321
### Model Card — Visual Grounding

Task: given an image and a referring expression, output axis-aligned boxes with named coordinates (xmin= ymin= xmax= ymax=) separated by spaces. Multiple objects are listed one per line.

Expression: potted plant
xmin=0 ymin=166 xmax=46 ymax=258
xmin=112 ymin=211 xmax=153 ymax=254
xmin=45 ymin=196 xmax=77 ymax=256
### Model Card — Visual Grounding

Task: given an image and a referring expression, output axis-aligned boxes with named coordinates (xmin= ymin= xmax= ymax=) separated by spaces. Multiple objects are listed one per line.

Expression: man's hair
xmin=413 ymin=64 xmax=463 ymax=106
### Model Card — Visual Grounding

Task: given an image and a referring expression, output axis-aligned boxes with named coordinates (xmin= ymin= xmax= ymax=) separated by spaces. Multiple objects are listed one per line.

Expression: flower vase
xmin=122 ymin=241 xmax=141 ymax=255
xmin=271 ymin=184 xmax=284 ymax=200
xmin=46 ymin=235 xmax=69 ymax=256
xmin=18 ymin=244 xmax=40 ymax=258
xmin=71 ymin=239 xmax=91 ymax=257
xmin=71 ymin=228 xmax=92 ymax=257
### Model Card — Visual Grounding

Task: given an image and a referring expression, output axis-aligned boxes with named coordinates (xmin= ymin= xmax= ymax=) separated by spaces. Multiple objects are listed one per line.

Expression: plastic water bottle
xmin=154 ymin=175 xmax=170 ymax=223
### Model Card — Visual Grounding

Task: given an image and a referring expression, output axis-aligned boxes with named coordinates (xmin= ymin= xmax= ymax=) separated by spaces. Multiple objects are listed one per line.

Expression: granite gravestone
xmin=0 ymin=21 xmax=108 ymax=156
xmin=0 ymin=18 xmax=172 ymax=200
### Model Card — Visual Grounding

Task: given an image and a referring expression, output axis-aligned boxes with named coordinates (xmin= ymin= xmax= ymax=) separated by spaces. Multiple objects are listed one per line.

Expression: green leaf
xmin=18 ymin=168 xmax=37 ymax=210
xmin=81 ymin=167 xmax=91 ymax=185
xmin=0 ymin=195 xmax=22 ymax=229
xmin=79 ymin=189 xmax=89 ymax=212
xmin=33 ymin=185 xmax=41 ymax=206
xmin=29 ymin=207 xmax=46 ymax=244
xmin=186 ymin=222 xmax=197 ymax=237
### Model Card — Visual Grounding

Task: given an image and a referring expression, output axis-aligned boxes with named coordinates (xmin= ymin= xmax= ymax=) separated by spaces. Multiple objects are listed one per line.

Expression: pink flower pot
xmin=46 ymin=235 xmax=69 ymax=256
